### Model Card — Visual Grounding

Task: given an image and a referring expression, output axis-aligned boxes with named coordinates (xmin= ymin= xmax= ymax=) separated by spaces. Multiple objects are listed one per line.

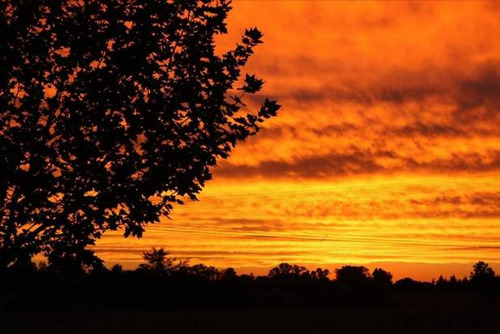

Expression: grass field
xmin=3 ymin=305 xmax=500 ymax=334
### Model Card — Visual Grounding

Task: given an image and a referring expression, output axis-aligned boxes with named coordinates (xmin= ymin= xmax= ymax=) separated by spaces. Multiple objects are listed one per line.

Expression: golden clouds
xmin=96 ymin=175 xmax=500 ymax=279
xmin=95 ymin=1 xmax=500 ymax=280
xmin=213 ymin=1 xmax=500 ymax=179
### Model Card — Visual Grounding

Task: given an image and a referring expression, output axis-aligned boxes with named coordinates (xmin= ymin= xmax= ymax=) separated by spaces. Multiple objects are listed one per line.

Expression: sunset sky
xmin=96 ymin=1 xmax=500 ymax=281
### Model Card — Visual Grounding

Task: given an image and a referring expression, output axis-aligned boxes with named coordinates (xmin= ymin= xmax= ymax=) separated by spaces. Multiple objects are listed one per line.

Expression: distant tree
xmin=0 ymin=0 xmax=280 ymax=271
xmin=239 ymin=273 xmax=255 ymax=284
xmin=110 ymin=263 xmax=123 ymax=274
xmin=372 ymin=268 xmax=393 ymax=288
xmin=470 ymin=261 xmax=496 ymax=289
xmin=221 ymin=267 xmax=237 ymax=280
xmin=436 ymin=275 xmax=447 ymax=287
xmin=268 ymin=263 xmax=309 ymax=278
xmin=188 ymin=263 xmax=220 ymax=280
xmin=138 ymin=247 xmax=174 ymax=274
xmin=310 ymin=267 xmax=330 ymax=280
xmin=393 ymin=277 xmax=422 ymax=293
xmin=470 ymin=261 xmax=495 ymax=280
xmin=335 ymin=265 xmax=371 ymax=287
xmin=458 ymin=276 xmax=469 ymax=287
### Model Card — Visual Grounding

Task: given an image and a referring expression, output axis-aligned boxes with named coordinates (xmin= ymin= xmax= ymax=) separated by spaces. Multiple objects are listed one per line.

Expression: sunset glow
xmin=95 ymin=1 xmax=500 ymax=280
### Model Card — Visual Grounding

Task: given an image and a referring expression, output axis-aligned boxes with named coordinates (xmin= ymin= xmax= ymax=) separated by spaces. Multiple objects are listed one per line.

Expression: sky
xmin=95 ymin=1 xmax=500 ymax=281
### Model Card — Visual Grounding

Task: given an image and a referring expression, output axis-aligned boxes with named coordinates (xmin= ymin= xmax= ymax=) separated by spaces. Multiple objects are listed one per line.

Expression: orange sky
xmin=95 ymin=1 xmax=500 ymax=281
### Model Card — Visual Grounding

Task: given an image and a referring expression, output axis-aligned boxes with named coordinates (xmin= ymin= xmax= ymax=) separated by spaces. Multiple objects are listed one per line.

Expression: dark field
xmin=3 ymin=304 xmax=500 ymax=334
xmin=2 ymin=262 xmax=500 ymax=333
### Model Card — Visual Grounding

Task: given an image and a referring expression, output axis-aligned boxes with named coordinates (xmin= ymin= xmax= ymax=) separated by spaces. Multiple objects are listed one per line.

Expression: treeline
xmin=1 ymin=248 xmax=499 ymax=311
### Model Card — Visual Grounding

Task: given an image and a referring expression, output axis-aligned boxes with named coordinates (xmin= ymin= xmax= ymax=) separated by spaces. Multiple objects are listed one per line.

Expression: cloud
xmin=216 ymin=151 xmax=382 ymax=178
xmin=224 ymin=58 xmax=500 ymax=177
xmin=211 ymin=1 xmax=500 ymax=182
xmin=94 ymin=2 xmax=500 ymax=277
xmin=215 ymin=150 xmax=500 ymax=180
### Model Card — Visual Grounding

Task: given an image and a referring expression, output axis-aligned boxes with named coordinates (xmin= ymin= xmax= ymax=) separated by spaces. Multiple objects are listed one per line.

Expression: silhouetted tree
xmin=110 ymin=264 xmax=123 ymax=274
xmin=470 ymin=261 xmax=495 ymax=279
xmin=435 ymin=274 xmax=460 ymax=291
xmin=372 ymin=268 xmax=393 ymax=288
xmin=393 ymin=277 xmax=422 ymax=293
xmin=138 ymin=247 xmax=174 ymax=274
xmin=470 ymin=261 xmax=496 ymax=289
xmin=268 ymin=263 xmax=309 ymax=278
xmin=436 ymin=275 xmax=447 ymax=287
xmin=335 ymin=266 xmax=371 ymax=287
xmin=310 ymin=267 xmax=330 ymax=280
xmin=189 ymin=263 xmax=220 ymax=281
xmin=0 ymin=0 xmax=280 ymax=271
xmin=3 ymin=260 xmax=500 ymax=311
xmin=221 ymin=267 xmax=237 ymax=280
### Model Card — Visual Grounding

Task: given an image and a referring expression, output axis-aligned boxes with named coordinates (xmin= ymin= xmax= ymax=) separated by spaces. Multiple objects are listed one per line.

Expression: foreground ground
xmin=2 ymin=305 xmax=500 ymax=334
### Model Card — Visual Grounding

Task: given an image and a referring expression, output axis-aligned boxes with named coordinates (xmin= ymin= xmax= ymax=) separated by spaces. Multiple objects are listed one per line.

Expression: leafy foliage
xmin=0 ymin=0 xmax=280 ymax=270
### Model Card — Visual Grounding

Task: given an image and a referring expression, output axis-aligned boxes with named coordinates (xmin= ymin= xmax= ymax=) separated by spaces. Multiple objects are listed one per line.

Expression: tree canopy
xmin=0 ymin=0 xmax=280 ymax=270
xmin=335 ymin=265 xmax=371 ymax=287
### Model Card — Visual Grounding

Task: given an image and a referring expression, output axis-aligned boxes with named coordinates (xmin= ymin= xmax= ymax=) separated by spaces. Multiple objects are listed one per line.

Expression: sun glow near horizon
xmin=96 ymin=1 xmax=500 ymax=281
xmin=96 ymin=173 xmax=500 ymax=280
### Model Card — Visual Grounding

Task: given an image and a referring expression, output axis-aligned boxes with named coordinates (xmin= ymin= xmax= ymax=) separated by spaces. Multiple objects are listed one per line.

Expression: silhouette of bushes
xmin=1 ymin=255 xmax=499 ymax=311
